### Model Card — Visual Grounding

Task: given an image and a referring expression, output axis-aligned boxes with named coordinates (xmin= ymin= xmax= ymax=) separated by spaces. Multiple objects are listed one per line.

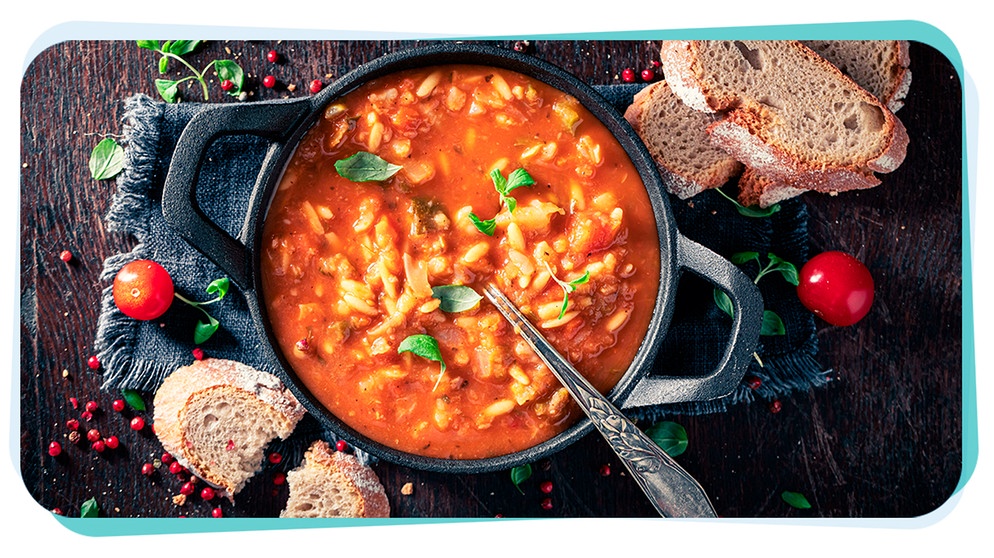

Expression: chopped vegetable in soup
xmin=261 ymin=64 xmax=660 ymax=459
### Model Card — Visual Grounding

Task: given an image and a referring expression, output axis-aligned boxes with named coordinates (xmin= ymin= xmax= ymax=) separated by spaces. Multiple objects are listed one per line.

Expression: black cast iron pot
xmin=161 ymin=43 xmax=763 ymax=474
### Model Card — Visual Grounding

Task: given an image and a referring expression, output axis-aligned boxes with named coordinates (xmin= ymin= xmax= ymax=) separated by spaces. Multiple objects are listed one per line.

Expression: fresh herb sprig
xmin=398 ymin=334 xmax=447 ymax=391
xmin=715 ymin=251 xmax=798 ymax=337
xmin=173 ymin=277 xmax=230 ymax=344
xmin=544 ymin=262 xmax=590 ymax=320
xmin=469 ymin=167 xmax=535 ymax=235
xmin=716 ymin=187 xmax=781 ymax=218
xmin=137 ymin=41 xmax=244 ymax=103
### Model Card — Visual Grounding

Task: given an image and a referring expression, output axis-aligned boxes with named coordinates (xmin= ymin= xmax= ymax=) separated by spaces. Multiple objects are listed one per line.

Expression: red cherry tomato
xmin=112 ymin=259 xmax=175 ymax=320
xmin=797 ymin=251 xmax=874 ymax=326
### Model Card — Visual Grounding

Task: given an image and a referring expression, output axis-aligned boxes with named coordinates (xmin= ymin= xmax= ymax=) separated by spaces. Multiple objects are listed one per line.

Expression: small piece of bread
xmin=153 ymin=358 xmax=306 ymax=500
xmin=624 ymin=80 xmax=742 ymax=199
xmin=803 ymin=40 xmax=911 ymax=113
xmin=280 ymin=440 xmax=390 ymax=518
xmin=660 ymin=40 xmax=908 ymax=190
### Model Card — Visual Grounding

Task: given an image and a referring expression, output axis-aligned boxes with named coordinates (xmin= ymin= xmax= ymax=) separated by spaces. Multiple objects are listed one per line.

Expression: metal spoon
xmin=483 ymin=283 xmax=717 ymax=518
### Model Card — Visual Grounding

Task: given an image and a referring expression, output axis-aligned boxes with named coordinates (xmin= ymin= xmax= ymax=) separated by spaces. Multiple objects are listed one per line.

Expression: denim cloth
xmin=94 ymin=89 xmax=829 ymax=459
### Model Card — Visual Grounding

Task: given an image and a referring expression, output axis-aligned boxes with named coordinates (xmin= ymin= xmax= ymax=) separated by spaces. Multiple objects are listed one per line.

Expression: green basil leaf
xmin=122 ymin=389 xmax=146 ymax=412
xmin=713 ymin=289 xmax=734 ymax=318
xmin=398 ymin=334 xmax=446 ymax=372
xmin=510 ymin=463 xmax=532 ymax=494
xmin=731 ymin=251 xmax=760 ymax=266
xmin=468 ymin=213 xmax=496 ymax=236
xmin=136 ymin=40 xmax=160 ymax=51
xmin=335 ymin=151 xmax=403 ymax=182
xmin=206 ymin=277 xmax=230 ymax=300
xmin=504 ymin=168 xmax=535 ymax=193
xmin=158 ymin=56 xmax=169 ymax=74
xmin=167 ymin=40 xmax=201 ymax=56
xmin=88 ymin=138 xmax=125 ymax=181
xmin=431 ymin=285 xmax=482 ymax=313
xmin=760 ymin=310 xmax=786 ymax=336
xmin=155 ymin=78 xmax=180 ymax=103
xmin=80 ymin=497 xmax=99 ymax=518
xmin=214 ymin=59 xmax=244 ymax=95
xmin=781 ymin=490 xmax=812 ymax=509
xmin=502 ymin=195 xmax=517 ymax=214
xmin=715 ymin=188 xmax=782 ymax=218
xmin=194 ymin=315 xmax=220 ymax=345
xmin=490 ymin=167 xmax=508 ymax=195
xmin=645 ymin=420 xmax=689 ymax=457
xmin=771 ymin=259 xmax=800 ymax=286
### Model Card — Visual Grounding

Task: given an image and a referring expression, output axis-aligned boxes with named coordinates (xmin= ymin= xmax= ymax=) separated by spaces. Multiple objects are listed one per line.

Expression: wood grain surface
xmin=19 ymin=39 xmax=962 ymax=519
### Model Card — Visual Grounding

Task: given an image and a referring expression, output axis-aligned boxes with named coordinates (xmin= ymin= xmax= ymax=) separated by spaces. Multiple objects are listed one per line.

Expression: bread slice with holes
xmin=623 ymin=80 xmax=742 ymax=199
xmin=152 ymin=358 xmax=306 ymax=501
xmin=803 ymin=40 xmax=911 ymax=113
xmin=660 ymin=40 xmax=908 ymax=192
xmin=280 ymin=440 xmax=390 ymax=518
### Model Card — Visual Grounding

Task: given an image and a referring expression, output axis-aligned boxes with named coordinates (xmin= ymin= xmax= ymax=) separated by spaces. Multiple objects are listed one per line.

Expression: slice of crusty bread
xmin=803 ymin=40 xmax=911 ymax=113
xmin=280 ymin=440 xmax=390 ymax=518
xmin=624 ymin=80 xmax=742 ymax=199
xmin=153 ymin=358 xmax=306 ymax=500
xmin=660 ymin=40 xmax=908 ymax=190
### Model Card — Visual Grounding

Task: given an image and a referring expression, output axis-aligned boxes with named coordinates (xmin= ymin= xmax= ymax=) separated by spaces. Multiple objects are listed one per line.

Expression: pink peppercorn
xmin=130 ymin=416 xmax=145 ymax=431
xmin=104 ymin=436 xmax=119 ymax=450
xmin=112 ymin=399 xmax=125 ymax=412
xmin=309 ymin=79 xmax=323 ymax=94
xmin=192 ymin=347 xmax=204 ymax=361
xmin=48 ymin=441 xmax=62 ymax=457
xmin=211 ymin=507 xmax=223 ymax=518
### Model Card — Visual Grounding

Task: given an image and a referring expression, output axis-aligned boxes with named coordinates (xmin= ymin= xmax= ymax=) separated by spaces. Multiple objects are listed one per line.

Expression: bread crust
xmin=281 ymin=440 xmax=390 ymax=518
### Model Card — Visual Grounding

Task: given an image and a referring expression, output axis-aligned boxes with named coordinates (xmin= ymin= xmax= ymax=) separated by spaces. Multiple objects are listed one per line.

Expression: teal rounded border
xmin=23 ymin=19 xmax=976 ymax=535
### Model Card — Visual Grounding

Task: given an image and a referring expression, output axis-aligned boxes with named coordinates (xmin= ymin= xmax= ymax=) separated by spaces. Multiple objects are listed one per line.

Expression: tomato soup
xmin=261 ymin=64 xmax=660 ymax=459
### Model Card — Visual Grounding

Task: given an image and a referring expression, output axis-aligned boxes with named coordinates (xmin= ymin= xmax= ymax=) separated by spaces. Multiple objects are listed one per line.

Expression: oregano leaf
xmin=510 ymin=463 xmax=532 ymax=494
xmin=645 ymin=421 xmax=689 ymax=457
xmin=398 ymin=334 xmax=446 ymax=373
xmin=88 ymin=138 xmax=124 ymax=180
xmin=468 ymin=213 xmax=496 ymax=236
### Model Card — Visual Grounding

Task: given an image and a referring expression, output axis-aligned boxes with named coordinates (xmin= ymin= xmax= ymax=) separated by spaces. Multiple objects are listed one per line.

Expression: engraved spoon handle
xmin=484 ymin=284 xmax=717 ymax=518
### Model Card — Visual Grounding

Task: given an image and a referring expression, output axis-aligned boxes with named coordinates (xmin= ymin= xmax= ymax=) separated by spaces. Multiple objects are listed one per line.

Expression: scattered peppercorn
xmin=180 ymin=482 xmax=195 ymax=496
xmin=268 ymin=452 xmax=282 ymax=464
xmin=621 ymin=68 xmax=636 ymax=83
xmin=69 ymin=397 xmax=79 ymax=409
xmin=539 ymin=480 xmax=553 ymax=494
xmin=599 ymin=464 xmax=611 ymax=477
xmin=513 ymin=40 xmax=531 ymax=53
xmin=201 ymin=487 xmax=216 ymax=501
xmin=335 ymin=439 xmax=348 ymax=452
xmin=141 ymin=463 xmax=155 ymax=476
xmin=130 ymin=416 xmax=145 ymax=431
xmin=744 ymin=375 xmax=762 ymax=390
xmin=59 ymin=250 xmax=73 ymax=263
xmin=211 ymin=507 xmax=223 ymax=518
xmin=309 ymin=79 xmax=323 ymax=94
xmin=80 ymin=411 xmax=93 ymax=421
xmin=266 ymin=49 xmax=279 ymax=63
xmin=86 ymin=429 xmax=101 ymax=442
xmin=191 ymin=347 xmax=204 ymax=361
xmin=641 ymin=68 xmax=656 ymax=82
xmin=68 ymin=431 xmax=81 ymax=444
xmin=769 ymin=399 xmax=783 ymax=414
xmin=66 ymin=418 xmax=80 ymax=431
xmin=48 ymin=441 xmax=62 ymax=457
xmin=161 ymin=452 xmax=174 ymax=464
xmin=540 ymin=497 xmax=553 ymax=510
xmin=651 ymin=59 xmax=662 ymax=69
xmin=85 ymin=400 xmax=99 ymax=413
xmin=104 ymin=436 xmax=120 ymax=450
xmin=169 ymin=461 xmax=184 ymax=475
xmin=52 ymin=507 xmax=64 ymax=515
xmin=262 ymin=75 xmax=276 ymax=89
xmin=86 ymin=355 xmax=100 ymax=370
xmin=91 ymin=440 xmax=107 ymax=453
xmin=112 ymin=399 xmax=125 ymax=412
xmin=220 ymin=79 xmax=235 ymax=91
xmin=272 ymin=471 xmax=286 ymax=485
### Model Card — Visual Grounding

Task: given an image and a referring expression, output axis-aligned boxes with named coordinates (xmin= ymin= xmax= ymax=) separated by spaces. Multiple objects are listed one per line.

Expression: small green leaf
xmin=80 ymin=497 xmax=99 ymax=518
xmin=158 ymin=56 xmax=169 ymax=74
xmin=335 ymin=152 xmax=403 ymax=182
xmin=431 ymin=285 xmax=482 ymax=313
xmin=731 ymin=251 xmax=760 ymax=266
xmin=88 ymin=138 xmax=125 ymax=181
xmin=155 ymin=78 xmax=180 ymax=103
xmin=645 ymin=421 xmax=689 ymax=457
xmin=468 ymin=213 xmax=496 ymax=236
xmin=715 ymin=188 xmax=781 ymax=218
xmin=136 ymin=40 xmax=160 ymax=51
xmin=767 ymin=254 xmax=800 ymax=286
xmin=122 ymin=389 xmax=146 ymax=412
xmin=489 ymin=168 xmax=508 ymax=195
xmin=206 ymin=277 xmax=230 ymax=300
xmin=194 ymin=315 xmax=220 ymax=344
xmin=713 ymin=289 xmax=734 ymax=318
xmin=760 ymin=310 xmax=786 ymax=336
xmin=569 ymin=271 xmax=590 ymax=287
xmin=510 ymin=463 xmax=532 ymax=494
xmin=502 ymin=195 xmax=517 ymax=214
xmin=781 ymin=490 xmax=812 ymax=509
xmin=398 ymin=334 xmax=446 ymax=373
xmin=167 ymin=40 xmax=201 ymax=56
xmin=504 ymin=168 xmax=535 ymax=194
xmin=214 ymin=59 xmax=244 ymax=95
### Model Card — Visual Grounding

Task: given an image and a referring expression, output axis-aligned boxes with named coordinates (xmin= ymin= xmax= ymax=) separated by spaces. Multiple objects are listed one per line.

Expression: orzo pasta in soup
xmin=261 ymin=64 xmax=660 ymax=459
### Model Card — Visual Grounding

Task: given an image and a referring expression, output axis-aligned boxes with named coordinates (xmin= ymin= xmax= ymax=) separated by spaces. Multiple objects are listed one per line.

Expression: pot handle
xmin=620 ymin=235 xmax=763 ymax=408
xmin=162 ymin=99 xmax=313 ymax=288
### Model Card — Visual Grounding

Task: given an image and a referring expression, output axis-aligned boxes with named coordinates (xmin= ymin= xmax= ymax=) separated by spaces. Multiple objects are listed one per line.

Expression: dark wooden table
xmin=19 ymin=39 xmax=962 ymax=520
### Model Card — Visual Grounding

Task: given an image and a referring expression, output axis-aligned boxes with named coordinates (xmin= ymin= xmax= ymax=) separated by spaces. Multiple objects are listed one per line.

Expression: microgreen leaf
xmin=713 ymin=289 xmax=734 ymax=318
xmin=569 ymin=271 xmax=590 ymax=288
xmin=80 ymin=497 xmax=99 ymax=518
xmin=502 ymin=195 xmax=517 ymax=213
xmin=206 ymin=277 xmax=230 ymax=300
xmin=88 ymin=138 xmax=124 ymax=180
xmin=767 ymin=253 xmax=800 ymax=286
xmin=121 ymin=389 xmax=146 ymax=412
xmin=155 ymin=78 xmax=180 ymax=103
xmin=504 ymin=168 xmax=535 ymax=194
xmin=510 ymin=463 xmax=532 ymax=494
xmin=335 ymin=151 xmax=403 ymax=182
xmin=214 ymin=59 xmax=244 ymax=96
xmin=431 ymin=285 xmax=483 ymax=313
xmin=490 ymin=168 xmax=507 ymax=194
xmin=715 ymin=188 xmax=782 ymax=218
xmin=490 ymin=167 xmax=534 ymax=213
xmin=167 ymin=40 xmax=201 ymax=56
xmin=645 ymin=421 xmax=689 ymax=457
xmin=194 ymin=315 xmax=220 ymax=345
xmin=136 ymin=40 xmax=160 ymax=51
xmin=760 ymin=310 xmax=786 ymax=336
xmin=730 ymin=251 xmax=760 ymax=266
xmin=158 ymin=56 xmax=169 ymax=74
xmin=781 ymin=490 xmax=812 ymax=509
xmin=468 ymin=213 xmax=497 ymax=236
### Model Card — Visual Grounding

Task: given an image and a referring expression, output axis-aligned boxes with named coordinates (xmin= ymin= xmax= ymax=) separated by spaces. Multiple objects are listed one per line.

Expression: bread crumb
xmin=401 ymin=482 xmax=414 ymax=496
xmin=287 ymin=84 xmax=297 ymax=92
xmin=172 ymin=494 xmax=187 ymax=506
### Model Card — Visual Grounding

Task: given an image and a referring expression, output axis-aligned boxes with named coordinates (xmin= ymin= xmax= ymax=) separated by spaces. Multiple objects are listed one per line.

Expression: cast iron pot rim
xmin=246 ymin=43 xmax=679 ymax=474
